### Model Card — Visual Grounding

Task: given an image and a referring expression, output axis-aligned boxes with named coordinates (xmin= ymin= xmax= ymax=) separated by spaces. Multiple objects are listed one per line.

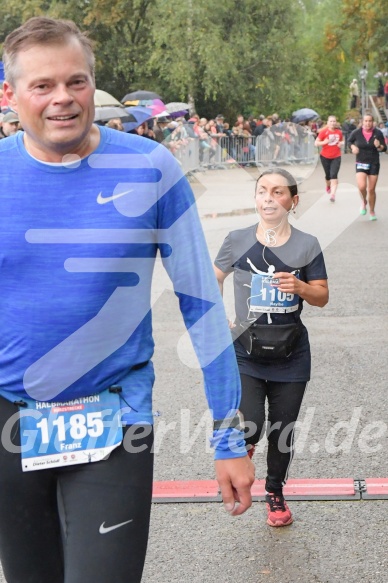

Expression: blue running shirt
xmin=0 ymin=127 xmax=244 ymax=458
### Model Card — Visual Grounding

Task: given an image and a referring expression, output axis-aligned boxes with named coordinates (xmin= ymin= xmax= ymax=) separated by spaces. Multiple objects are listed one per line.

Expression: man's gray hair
xmin=3 ymin=17 xmax=95 ymax=86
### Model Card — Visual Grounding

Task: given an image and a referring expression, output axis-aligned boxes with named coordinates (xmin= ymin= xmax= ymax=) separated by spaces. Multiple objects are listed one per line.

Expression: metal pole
xmin=361 ymin=80 xmax=364 ymax=116
xmin=359 ymin=65 xmax=368 ymax=116
xmin=363 ymin=79 xmax=366 ymax=115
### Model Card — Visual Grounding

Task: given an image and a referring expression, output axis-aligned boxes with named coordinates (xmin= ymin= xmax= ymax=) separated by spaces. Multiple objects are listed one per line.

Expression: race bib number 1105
xmin=250 ymin=273 xmax=299 ymax=314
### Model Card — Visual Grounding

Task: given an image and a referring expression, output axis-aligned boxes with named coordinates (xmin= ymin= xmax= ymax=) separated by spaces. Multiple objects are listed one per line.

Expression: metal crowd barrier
xmin=255 ymin=129 xmax=317 ymax=167
xmin=171 ymin=137 xmax=199 ymax=175
xmin=167 ymin=126 xmax=317 ymax=172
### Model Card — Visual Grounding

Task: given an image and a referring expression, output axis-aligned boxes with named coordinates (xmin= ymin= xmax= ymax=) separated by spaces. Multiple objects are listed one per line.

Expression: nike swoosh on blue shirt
xmin=97 ymin=189 xmax=133 ymax=204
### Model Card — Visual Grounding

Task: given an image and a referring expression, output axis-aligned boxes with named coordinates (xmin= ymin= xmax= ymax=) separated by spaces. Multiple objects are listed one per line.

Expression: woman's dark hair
xmin=255 ymin=168 xmax=298 ymax=197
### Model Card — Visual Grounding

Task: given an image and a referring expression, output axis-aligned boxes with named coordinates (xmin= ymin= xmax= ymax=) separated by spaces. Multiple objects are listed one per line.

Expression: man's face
xmin=4 ymin=38 xmax=96 ymax=161
xmin=2 ymin=120 xmax=19 ymax=136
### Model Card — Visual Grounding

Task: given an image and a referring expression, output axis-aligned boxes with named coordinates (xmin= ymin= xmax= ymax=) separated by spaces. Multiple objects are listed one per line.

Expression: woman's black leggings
xmin=239 ymin=374 xmax=307 ymax=495
xmin=0 ymin=396 xmax=154 ymax=583
xmin=320 ymin=154 xmax=341 ymax=180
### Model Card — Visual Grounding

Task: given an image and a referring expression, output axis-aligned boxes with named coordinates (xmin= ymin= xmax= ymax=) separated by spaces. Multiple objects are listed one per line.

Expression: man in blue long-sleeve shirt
xmin=0 ymin=16 xmax=253 ymax=583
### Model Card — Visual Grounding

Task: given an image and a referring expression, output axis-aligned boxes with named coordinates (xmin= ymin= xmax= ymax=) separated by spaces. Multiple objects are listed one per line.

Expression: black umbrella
xmin=121 ymin=90 xmax=162 ymax=103
xmin=291 ymin=108 xmax=319 ymax=123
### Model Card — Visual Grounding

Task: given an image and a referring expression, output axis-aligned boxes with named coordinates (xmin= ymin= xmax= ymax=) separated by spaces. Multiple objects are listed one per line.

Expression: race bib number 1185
xmin=19 ymin=389 xmax=123 ymax=471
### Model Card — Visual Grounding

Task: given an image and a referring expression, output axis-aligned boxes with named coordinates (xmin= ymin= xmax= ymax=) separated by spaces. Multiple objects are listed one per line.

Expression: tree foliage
xmin=0 ymin=0 xmax=386 ymax=119
xmin=328 ymin=0 xmax=388 ymax=68
xmin=147 ymin=0 xmax=302 ymax=119
xmin=0 ymin=0 xmax=156 ymax=98
xmin=293 ymin=0 xmax=353 ymax=119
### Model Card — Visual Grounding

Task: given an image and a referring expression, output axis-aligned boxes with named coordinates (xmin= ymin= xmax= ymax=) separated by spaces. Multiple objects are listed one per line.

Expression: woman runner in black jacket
xmin=348 ymin=114 xmax=386 ymax=220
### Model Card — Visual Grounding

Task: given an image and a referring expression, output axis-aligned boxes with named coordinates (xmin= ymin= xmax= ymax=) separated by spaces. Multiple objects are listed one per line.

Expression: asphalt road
xmin=144 ymin=153 xmax=388 ymax=583
xmin=1 ymin=153 xmax=388 ymax=582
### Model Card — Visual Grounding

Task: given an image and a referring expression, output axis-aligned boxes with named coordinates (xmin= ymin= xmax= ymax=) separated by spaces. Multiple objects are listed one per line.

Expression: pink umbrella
xmin=124 ymin=98 xmax=167 ymax=116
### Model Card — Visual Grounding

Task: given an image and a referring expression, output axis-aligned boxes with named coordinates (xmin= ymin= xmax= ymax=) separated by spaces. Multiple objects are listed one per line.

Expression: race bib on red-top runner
xmin=249 ymin=273 xmax=299 ymax=314
xmin=19 ymin=389 xmax=123 ymax=472
xmin=328 ymin=134 xmax=339 ymax=146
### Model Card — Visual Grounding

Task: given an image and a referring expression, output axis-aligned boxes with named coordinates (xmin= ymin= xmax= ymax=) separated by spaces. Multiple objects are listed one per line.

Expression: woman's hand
xmin=374 ymin=138 xmax=382 ymax=149
xmin=273 ymin=273 xmax=329 ymax=307
xmin=351 ymin=145 xmax=359 ymax=154
xmin=272 ymin=272 xmax=301 ymax=295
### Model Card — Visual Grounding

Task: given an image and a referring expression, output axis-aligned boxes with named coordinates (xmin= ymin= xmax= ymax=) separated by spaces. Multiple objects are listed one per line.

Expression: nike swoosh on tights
xmin=99 ymin=519 xmax=133 ymax=534
xmin=96 ymin=189 xmax=133 ymax=204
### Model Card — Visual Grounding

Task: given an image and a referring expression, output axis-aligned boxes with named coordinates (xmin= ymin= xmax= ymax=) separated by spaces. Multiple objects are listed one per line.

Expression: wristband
xmin=213 ymin=411 xmax=244 ymax=431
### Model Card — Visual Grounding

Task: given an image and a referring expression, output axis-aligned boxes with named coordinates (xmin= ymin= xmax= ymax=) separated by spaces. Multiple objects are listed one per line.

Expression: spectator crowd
xmin=1 ymin=81 xmax=387 ymax=167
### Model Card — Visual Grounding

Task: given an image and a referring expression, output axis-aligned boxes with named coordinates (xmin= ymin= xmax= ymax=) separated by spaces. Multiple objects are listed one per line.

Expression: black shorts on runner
xmin=355 ymin=162 xmax=380 ymax=175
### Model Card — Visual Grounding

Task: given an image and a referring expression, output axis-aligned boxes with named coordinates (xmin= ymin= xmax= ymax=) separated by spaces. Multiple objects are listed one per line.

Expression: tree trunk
xmin=187 ymin=0 xmax=196 ymax=115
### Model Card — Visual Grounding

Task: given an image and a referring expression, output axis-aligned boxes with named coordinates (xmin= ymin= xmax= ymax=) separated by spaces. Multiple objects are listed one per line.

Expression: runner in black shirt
xmin=348 ymin=114 xmax=386 ymax=220
xmin=214 ymin=169 xmax=329 ymax=527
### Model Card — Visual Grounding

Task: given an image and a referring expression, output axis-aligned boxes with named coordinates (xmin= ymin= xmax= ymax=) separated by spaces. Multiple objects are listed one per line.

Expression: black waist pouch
xmin=239 ymin=320 xmax=303 ymax=361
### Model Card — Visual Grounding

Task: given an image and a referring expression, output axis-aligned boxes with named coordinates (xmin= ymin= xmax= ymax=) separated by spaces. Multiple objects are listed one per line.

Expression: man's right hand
xmin=215 ymin=456 xmax=255 ymax=516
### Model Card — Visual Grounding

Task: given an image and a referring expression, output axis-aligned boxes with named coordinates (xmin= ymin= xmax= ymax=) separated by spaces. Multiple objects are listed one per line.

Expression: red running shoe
xmin=265 ymin=493 xmax=293 ymax=527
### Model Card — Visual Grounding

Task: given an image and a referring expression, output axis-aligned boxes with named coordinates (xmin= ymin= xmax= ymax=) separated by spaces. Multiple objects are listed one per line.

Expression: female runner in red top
xmin=315 ymin=116 xmax=344 ymax=203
